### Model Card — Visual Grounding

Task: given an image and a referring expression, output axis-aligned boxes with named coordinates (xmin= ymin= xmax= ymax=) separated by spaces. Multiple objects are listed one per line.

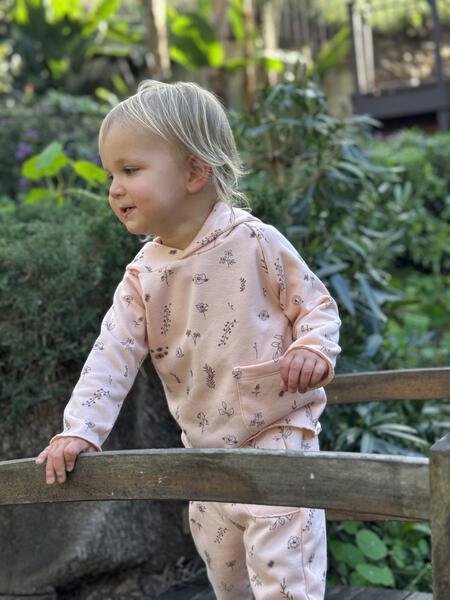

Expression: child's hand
xmin=280 ymin=348 xmax=328 ymax=394
xmin=35 ymin=437 xmax=97 ymax=485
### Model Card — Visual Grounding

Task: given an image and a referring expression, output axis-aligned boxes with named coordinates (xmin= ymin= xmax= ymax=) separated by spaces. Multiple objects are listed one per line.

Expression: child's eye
xmin=123 ymin=167 xmax=138 ymax=175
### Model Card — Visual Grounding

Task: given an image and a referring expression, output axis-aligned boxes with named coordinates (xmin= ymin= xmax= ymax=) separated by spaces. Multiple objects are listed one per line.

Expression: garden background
xmin=0 ymin=0 xmax=449 ymax=597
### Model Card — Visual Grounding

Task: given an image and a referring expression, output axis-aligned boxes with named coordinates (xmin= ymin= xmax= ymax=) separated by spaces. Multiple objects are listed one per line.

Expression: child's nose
xmin=109 ymin=180 xmax=125 ymax=197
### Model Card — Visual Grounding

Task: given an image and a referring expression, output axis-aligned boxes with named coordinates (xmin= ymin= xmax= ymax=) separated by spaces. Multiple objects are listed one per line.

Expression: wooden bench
xmin=1 ymin=367 xmax=449 ymax=599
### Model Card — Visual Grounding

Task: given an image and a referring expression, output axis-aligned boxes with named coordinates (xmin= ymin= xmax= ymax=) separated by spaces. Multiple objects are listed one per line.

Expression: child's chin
xmin=125 ymin=223 xmax=146 ymax=235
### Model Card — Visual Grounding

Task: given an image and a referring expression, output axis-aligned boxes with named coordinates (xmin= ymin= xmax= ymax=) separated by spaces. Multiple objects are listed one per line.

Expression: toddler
xmin=35 ymin=80 xmax=341 ymax=600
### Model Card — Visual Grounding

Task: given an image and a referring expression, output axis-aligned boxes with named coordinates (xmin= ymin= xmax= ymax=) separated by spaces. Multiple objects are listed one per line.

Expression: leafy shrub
xmin=328 ymin=520 xmax=432 ymax=591
xmin=234 ymin=81 xmax=404 ymax=372
xmin=370 ymin=130 xmax=450 ymax=275
xmin=0 ymin=194 xmax=140 ymax=425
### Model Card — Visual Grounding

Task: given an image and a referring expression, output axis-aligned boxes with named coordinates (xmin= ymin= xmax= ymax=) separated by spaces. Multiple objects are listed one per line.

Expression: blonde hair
xmin=99 ymin=80 xmax=249 ymax=208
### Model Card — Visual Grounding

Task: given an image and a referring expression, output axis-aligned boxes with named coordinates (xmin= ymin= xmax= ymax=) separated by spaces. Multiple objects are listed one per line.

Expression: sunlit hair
xmin=99 ymin=80 xmax=249 ymax=209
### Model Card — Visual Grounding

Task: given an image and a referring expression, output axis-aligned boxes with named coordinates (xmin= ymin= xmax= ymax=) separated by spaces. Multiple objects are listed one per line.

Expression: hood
xmin=152 ymin=201 xmax=261 ymax=260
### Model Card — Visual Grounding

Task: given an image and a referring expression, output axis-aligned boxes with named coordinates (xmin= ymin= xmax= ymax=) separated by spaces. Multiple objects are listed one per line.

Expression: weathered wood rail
xmin=1 ymin=367 xmax=449 ymax=599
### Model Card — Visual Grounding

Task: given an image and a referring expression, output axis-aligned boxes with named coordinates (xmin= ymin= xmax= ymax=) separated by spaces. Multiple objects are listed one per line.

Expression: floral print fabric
xmin=189 ymin=427 xmax=327 ymax=600
xmin=50 ymin=202 xmax=341 ymax=452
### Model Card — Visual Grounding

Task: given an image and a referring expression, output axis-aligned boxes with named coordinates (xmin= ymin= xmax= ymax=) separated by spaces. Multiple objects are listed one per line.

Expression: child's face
xmin=99 ymin=121 xmax=191 ymax=241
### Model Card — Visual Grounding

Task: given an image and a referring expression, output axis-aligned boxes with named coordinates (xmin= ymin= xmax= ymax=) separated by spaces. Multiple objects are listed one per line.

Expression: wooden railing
xmin=1 ymin=368 xmax=449 ymax=598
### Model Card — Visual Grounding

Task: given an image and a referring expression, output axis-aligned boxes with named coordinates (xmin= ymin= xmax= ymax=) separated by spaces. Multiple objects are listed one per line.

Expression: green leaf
xmin=14 ymin=0 xmax=30 ymax=24
xmin=22 ymin=143 xmax=69 ymax=180
xmin=0 ymin=197 xmax=17 ymax=212
xmin=361 ymin=333 xmax=382 ymax=359
xmin=48 ymin=58 xmax=70 ymax=78
xmin=329 ymin=540 xmax=365 ymax=568
xmin=350 ymin=571 xmax=369 ymax=587
xmin=263 ymin=56 xmax=284 ymax=72
xmin=228 ymin=0 xmax=245 ymax=41
xmin=336 ymin=160 xmax=366 ymax=179
xmin=355 ymin=273 xmax=387 ymax=322
xmin=24 ymin=189 xmax=51 ymax=204
xmin=355 ymin=563 xmax=395 ymax=586
xmin=391 ymin=542 xmax=406 ymax=567
xmin=338 ymin=235 xmax=368 ymax=258
xmin=169 ymin=11 xmax=224 ymax=68
xmin=356 ymin=529 xmax=388 ymax=560
xmin=330 ymin=273 xmax=355 ymax=316
xmin=341 ymin=543 xmax=366 ymax=568
xmin=361 ymin=431 xmax=375 ymax=453
xmin=316 ymin=262 xmax=349 ymax=278
xmin=342 ymin=521 xmax=360 ymax=535
xmin=309 ymin=25 xmax=350 ymax=77
xmin=73 ymin=161 xmax=107 ymax=183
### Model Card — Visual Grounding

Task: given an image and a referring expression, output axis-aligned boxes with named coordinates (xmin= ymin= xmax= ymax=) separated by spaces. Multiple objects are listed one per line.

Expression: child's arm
xmin=257 ymin=224 xmax=341 ymax=392
xmin=36 ymin=261 xmax=148 ymax=483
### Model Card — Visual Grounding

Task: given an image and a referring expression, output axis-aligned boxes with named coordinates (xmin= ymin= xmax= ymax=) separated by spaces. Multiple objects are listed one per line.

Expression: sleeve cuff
xmin=49 ymin=433 xmax=102 ymax=453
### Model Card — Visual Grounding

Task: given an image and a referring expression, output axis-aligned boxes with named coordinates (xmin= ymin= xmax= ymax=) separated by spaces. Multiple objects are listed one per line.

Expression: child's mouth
xmin=120 ymin=206 xmax=136 ymax=217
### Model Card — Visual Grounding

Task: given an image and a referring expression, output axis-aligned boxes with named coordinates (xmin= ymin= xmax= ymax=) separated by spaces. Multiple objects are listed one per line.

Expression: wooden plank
xmin=0 ymin=449 xmax=430 ymax=520
xmin=327 ymin=367 xmax=450 ymax=404
xmin=0 ymin=596 xmax=56 ymax=600
xmin=325 ymin=587 xmax=366 ymax=599
xmin=326 ymin=510 xmax=413 ymax=522
xmin=430 ymin=431 xmax=450 ymax=600
xmin=404 ymin=593 xmax=433 ymax=599
xmin=350 ymin=588 xmax=410 ymax=599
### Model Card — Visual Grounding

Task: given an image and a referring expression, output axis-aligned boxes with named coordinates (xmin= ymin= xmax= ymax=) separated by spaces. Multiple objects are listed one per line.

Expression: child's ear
xmin=186 ymin=156 xmax=211 ymax=193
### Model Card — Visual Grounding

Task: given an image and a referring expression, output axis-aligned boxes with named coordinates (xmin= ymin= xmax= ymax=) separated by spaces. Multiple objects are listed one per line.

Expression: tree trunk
xmin=143 ymin=0 xmax=171 ymax=81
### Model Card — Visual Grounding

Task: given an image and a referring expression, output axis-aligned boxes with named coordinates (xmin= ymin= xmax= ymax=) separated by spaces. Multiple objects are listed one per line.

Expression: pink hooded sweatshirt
xmin=51 ymin=202 xmax=341 ymax=451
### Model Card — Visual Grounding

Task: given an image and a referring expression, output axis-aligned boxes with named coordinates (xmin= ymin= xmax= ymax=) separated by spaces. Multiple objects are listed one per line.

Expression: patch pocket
xmin=234 ymin=360 xmax=315 ymax=435
xmin=243 ymin=426 xmax=304 ymax=518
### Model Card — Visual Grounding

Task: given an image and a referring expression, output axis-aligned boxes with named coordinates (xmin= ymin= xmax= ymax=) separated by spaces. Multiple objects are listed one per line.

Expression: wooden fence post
xmin=429 ymin=431 xmax=450 ymax=599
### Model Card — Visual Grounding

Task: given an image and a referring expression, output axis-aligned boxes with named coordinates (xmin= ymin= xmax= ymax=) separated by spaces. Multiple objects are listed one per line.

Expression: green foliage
xmin=328 ymin=520 xmax=432 ymax=591
xmin=1 ymin=0 xmax=143 ymax=95
xmin=235 ymin=82 xmax=449 ymax=377
xmin=20 ymin=141 xmax=108 ymax=204
xmin=0 ymin=90 xmax=105 ymax=200
xmin=168 ymin=5 xmax=225 ymax=69
xmin=234 ymin=80 xmax=402 ymax=371
xmin=307 ymin=25 xmax=351 ymax=79
xmin=0 ymin=194 xmax=140 ymax=425
xmin=370 ymin=131 xmax=450 ymax=275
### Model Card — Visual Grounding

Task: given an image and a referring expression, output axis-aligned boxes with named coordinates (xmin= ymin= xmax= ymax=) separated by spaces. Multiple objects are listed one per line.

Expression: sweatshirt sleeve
xmin=258 ymin=224 xmax=341 ymax=386
xmin=49 ymin=264 xmax=148 ymax=451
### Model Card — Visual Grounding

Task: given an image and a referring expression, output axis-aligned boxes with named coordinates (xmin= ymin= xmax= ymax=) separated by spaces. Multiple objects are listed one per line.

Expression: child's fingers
xmin=35 ymin=446 xmax=50 ymax=465
xmin=279 ymin=353 xmax=293 ymax=390
xmin=46 ymin=441 xmax=71 ymax=484
xmin=45 ymin=452 xmax=57 ymax=485
xmin=309 ymin=361 xmax=328 ymax=389
xmin=285 ymin=354 xmax=305 ymax=393
xmin=298 ymin=356 xmax=316 ymax=393
xmin=64 ymin=439 xmax=91 ymax=472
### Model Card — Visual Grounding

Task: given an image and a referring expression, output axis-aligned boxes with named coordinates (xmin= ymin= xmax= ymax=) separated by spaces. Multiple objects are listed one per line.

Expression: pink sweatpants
xmin=189 ymin=427 xmax=327 ymax=600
